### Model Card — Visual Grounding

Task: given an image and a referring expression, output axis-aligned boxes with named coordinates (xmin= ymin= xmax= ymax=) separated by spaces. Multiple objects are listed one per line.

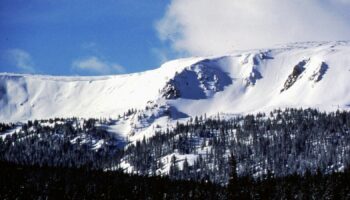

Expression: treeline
xmin=0 ymin=161 xmax=349 ymax=199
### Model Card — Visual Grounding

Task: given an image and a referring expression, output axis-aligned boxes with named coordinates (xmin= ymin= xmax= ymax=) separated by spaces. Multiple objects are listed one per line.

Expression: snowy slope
xmin=0 ymin=57 xmax=204 ymax=122
xmin=171 ymin=41 xmax=350 ymax=118
xmin=1 ymin=41 xmax=350 ymax=127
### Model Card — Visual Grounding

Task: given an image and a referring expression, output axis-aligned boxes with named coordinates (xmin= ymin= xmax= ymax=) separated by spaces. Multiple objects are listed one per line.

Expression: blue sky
xmin=0 ymin=0 xmax=173 ymax=75
xmin=1 ymin=0 xmax=349 ymax=76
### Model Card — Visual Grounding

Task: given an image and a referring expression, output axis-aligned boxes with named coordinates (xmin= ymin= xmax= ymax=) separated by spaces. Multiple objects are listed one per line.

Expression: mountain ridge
xmin=1 ymin=41 xmax=350 ymax=124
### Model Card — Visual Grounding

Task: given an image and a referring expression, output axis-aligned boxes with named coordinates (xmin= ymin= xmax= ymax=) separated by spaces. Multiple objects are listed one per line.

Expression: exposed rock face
xmin=240 ymin=52 xmax=271 ymax=86
xmin=309 ymin=62 xmax=328 ymax=83
xmin=161 ymin=78 xmax=181 ymax=99
xmin=281 ymin=59 xmax=308 ymax=92
xmin=160 ymin=60 xmax=232 ymax=100
xmin=244 ymin=67 xmax=263 ymax=86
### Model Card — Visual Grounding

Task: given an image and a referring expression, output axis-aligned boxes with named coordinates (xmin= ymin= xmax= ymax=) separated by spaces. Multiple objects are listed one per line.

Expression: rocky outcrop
xmin=281 ymin=59 xmax=308 ymax=92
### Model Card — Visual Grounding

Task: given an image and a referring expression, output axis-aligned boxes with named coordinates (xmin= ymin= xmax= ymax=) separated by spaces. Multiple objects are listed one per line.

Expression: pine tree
xmin=182 ymin=157 xmax=190 ymax=180
xmin=227 ymin=153 xmax=239 ymax=199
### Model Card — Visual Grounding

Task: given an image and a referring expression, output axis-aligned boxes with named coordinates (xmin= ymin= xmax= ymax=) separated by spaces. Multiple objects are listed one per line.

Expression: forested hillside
xmin=1 ymin=108 xmax=349 ymax=185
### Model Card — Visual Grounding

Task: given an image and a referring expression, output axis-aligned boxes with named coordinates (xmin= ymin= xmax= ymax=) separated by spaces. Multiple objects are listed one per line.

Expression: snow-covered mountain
xmin=1 ymin=41 xmax=350 ymax=130
xmin=1 ymin=41 xmax=350 ymax=181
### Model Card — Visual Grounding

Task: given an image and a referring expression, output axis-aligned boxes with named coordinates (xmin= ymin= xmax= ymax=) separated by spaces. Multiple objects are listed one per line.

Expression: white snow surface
xmin=1 ymin=41 xmax=350 ymax=126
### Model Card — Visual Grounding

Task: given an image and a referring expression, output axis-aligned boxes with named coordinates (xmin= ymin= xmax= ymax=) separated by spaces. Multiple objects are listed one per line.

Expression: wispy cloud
xmin=157 ymin=0 xmax=350 ymax=56
xmin=72 ymin=56 xmax=125 ymax=75
xmin=81 ymin=42 xmax=98 ymax=51
xmin=5 ymin=49 xmax=35 ymax=72
xmin=151 ymin=47 xmax=170 ymax=65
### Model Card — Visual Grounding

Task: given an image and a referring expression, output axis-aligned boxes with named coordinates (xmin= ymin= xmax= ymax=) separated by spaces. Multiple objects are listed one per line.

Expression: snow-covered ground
xmin=1 ymin=41 xmax=350 ymax=141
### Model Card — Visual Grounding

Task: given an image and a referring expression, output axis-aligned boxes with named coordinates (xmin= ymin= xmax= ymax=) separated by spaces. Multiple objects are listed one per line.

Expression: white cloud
xmin=72 ymin=56 xmax=125 ymax=75
xmin=6 ymin=49 xmax=35 ymax=72
xmin=157 ymin=0 xmax=350 ymax=56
